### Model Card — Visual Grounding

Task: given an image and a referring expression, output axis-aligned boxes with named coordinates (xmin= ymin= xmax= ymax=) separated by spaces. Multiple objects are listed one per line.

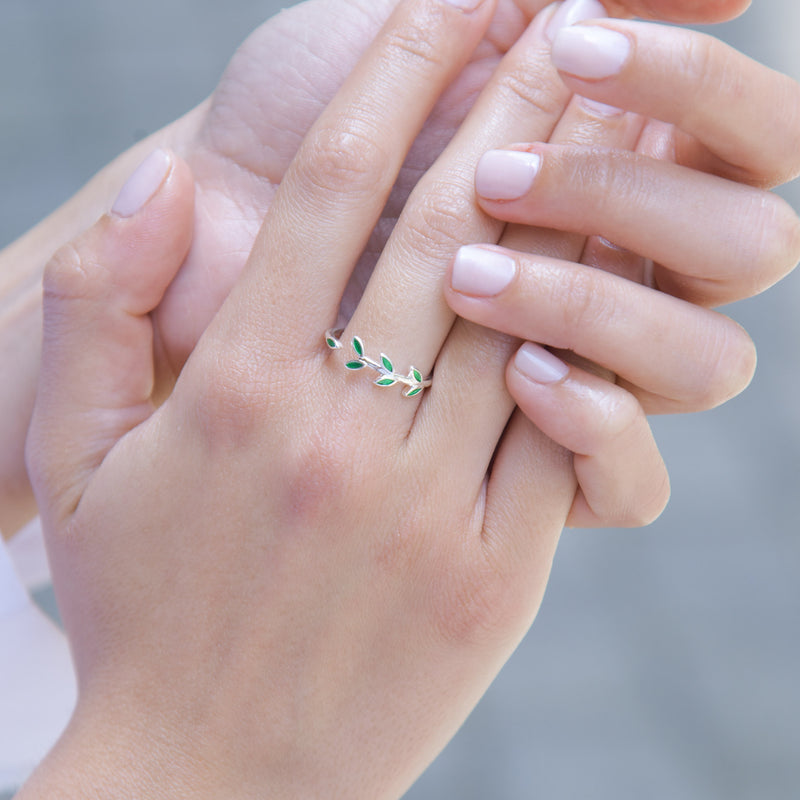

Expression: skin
xmin=0 ymin=0 xmax=759 ymax=536
xmin=19 ymin=1 xmax=799 ymax=798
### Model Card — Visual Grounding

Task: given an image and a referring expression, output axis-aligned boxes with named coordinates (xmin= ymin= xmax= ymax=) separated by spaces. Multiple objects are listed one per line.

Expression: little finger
xmin=505 ymin=343 xmax=671 ymax=528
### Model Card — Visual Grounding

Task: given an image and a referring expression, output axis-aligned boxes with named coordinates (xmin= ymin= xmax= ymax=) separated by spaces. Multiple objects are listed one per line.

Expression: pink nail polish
xmin=515 ymin=343 xmax=569 ymax=384
xmin=452 ymin=246 xmax=516 ymax=297
xmin=551 ymin=25 xmax=631 ymax=79
xmin=546 ymin=0 xmax=607 ymax=42
xmin=111 ymin=149 xmax=171 ymax=218
xmin=475 ymin=150 xmax=541 ymax=202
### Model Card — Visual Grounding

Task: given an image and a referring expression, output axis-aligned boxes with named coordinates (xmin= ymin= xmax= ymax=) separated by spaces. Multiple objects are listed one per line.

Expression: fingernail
xmin=580 ymin=97 xmax=624 ymax=117
xmin=515 ymin=342 xmax=569 ymax=384
xmin=551 ymin=25 xmax=631 ymax=79
xmin=546 ymin=0 xmax=607 ymax=42
xmin=443 ymin=0 xmax=484 ymax=10
xmin=476 ymin=150 xmax=541 ymax=202
xmin=452 ymin=246 xmax=516 ymax=297
xmin=111 ymin=149 xmax=171 ymax=218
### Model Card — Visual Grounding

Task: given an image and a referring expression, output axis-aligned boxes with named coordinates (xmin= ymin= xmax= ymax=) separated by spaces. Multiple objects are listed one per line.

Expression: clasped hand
xmin=19 ymin=0 xmax=800 ymax=797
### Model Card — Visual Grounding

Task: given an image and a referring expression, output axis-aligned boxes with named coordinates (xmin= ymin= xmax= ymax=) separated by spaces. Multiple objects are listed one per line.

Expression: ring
xmin=325 ymin=329 xmax=433 ymax=398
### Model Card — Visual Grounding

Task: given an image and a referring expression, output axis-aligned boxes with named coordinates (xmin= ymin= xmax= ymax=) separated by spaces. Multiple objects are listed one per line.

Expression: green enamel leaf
xmin=352 ymin=337 xmax=364 ymax=357
xmin=405 ymin=387 xmax=423 ymax=398
xmin=326 ymin=337 xmax=338 ymax=349
xmin=381 ymin=354 xmax=394 ymax=372
xmin=345 ymin=361 xmax=365 ymax=370
xmin=412 ymin=368 xmax=422 ymax=383
xmin=375 ymin=377 xmax=396 ymax=387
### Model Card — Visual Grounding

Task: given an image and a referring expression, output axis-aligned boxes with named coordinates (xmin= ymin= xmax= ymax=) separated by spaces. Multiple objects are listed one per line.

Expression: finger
xmin=480 ymin=411 xmax=574 ymax=616
xmin=341 ymin=1 xmax=583 ymax=398
xmin=26 ymin=151 xmax=194 ymax=521
xmin=550 ymin=20 xmax=800 ymax=186
xmin=591 ymin=0 xmax=749 ymax=23
xmin=504 ymin=343 xmax=671 ymax=528
xmin=218 ymin=0 xmax=496 ymax=351
xmin=423 ymin=95 xmax=644 ymax=482
xmin=444 ymin=245 xmax=757 ymax=412
xmin=513 ymin=0 xmax=750 ymax=24
xmin=473 ymin=144 xmax=800 ymax=305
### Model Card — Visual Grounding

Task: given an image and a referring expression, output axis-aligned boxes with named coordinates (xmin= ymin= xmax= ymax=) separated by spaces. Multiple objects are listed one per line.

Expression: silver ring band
xmin=325 ymin=329 xmax=433 ymax=398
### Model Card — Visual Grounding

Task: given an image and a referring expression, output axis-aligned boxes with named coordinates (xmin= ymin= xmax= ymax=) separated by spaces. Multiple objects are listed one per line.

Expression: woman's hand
xmin=477 ymin=17 xmax=800 ymax=306
xmin=441 ymin=15 xmax=800 ymax=525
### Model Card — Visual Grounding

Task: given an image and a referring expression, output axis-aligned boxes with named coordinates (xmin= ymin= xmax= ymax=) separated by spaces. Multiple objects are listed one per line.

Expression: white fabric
xmin=0 ymin=524 xmax=76 ymax=794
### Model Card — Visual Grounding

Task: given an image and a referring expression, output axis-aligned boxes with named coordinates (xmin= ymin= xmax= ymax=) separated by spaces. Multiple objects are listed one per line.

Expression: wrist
xmin=17 ymin=695 xmax=220 ymax=800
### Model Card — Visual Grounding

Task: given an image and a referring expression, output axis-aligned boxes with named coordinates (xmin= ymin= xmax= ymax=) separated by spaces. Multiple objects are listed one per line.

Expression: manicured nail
xmin=475 ymin=150 xmax=541 ymax=202
xmin=515 ymin=342 xmax=569 ymax=384
xmin=551 ymin=25 xmax=631 ymax=79
xmin=452 ymin=246 xmax=516 ymax=297
xmin=111 ymin=149 xmax=171 ymax=218
xmin=443 ymin=0 xmax=484 ymax=10
xmin=546 ymin=0 xmax=607 ymax=42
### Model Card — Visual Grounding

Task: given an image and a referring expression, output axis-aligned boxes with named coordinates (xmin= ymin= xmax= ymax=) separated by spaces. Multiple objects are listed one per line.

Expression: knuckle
xmin=381 ymin=19 xmax=447 ymax=75
xmin=399 ymin=177 xmax=476 ymax=260
xmin=777 ymin=79 xmax=800 ymax=182
xmin=493 ymin=62 xmax=566 ymax=119
xmin=753 ymin=194 xmax=800 ymax=288
xmin=43 ymin=242 xmax=99 ymax=304
xmin=295 ymin=118 xmax=391 ymax=201
xmin=558 ymin=267 xmax=618 ymax=348
xmin=275 ymin=423 xmax=358 ymax=531
xmin=678 ymin=34 xmax=731 ymax=129
xmin=189 ymin=346 xmax=273 ymax=450
xmin=621 ymin=470 xmax=671 ymax=529
xmin=578 ymin=387 xmax=642 ymax=458
xmin=724 ymin=324 xmax=758 ymax=400
xmin=559 ymin=146 xmax=649 ymax=230
xmin=494 ymin=57 xmax=567 ymax=118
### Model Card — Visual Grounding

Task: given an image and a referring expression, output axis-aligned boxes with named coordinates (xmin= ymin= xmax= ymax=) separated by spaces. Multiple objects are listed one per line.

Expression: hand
xmin=0 ymin=0 xmax=753 ymax=533
xmin=24 ymin=0 xmax=761 ymax=795
xmin=439 ymin=14 xmax=800 ymax=525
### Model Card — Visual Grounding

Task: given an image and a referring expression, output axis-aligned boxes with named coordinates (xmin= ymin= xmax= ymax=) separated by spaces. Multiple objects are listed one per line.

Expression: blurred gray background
xmin=1 ymin=1 xmax=798 ymax=798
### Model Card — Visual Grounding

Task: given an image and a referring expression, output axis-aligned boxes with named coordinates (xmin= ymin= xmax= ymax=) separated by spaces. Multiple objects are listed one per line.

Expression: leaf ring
xmin=325 ymin=329 xmax=433 ymax=398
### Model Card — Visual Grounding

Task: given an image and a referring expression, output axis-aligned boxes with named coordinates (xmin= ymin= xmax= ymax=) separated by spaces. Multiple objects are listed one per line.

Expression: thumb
xmin=26 ymin=149 xmax=194 ymax=522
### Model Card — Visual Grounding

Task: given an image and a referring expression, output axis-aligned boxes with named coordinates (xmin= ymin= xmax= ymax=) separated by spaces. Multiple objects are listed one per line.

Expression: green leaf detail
xmin=412 ymin=369 xmax=422 ymax=383
xmin=375 ymin=377 xmax=396 ymax=387
xmin=326 ymin=338 xmax=338 ymax=349
xmin=345 ymin=361 xmax=365 ymax=370
xmin=381 ymin=355 xmax=394 ymax=373
xmin=405 ymin=387 xmax=423 ymax=398
xmin=352 ymin=337 xmax=364 ymax=357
